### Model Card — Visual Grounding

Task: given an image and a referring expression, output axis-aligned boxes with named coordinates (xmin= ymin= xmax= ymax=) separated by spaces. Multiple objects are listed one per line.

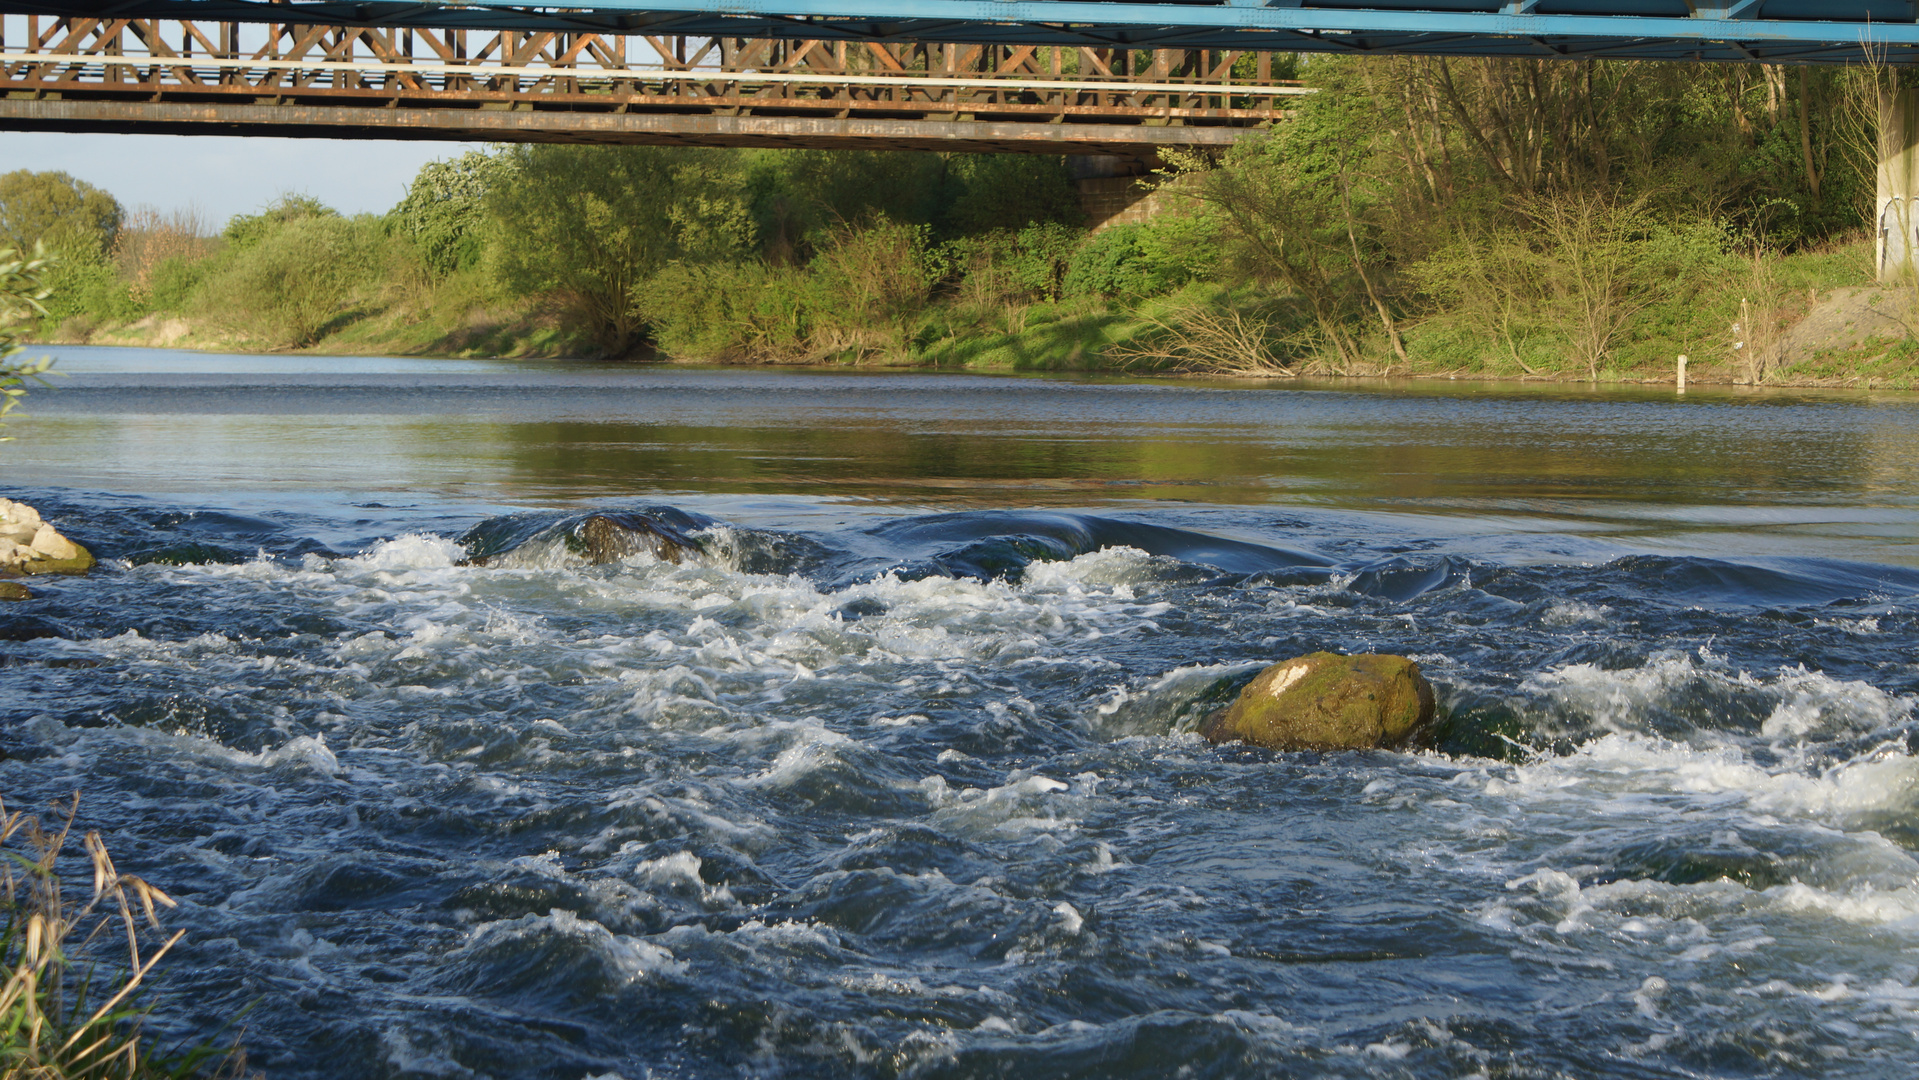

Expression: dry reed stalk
xmin=0 ymin=795 xmax=246 ymax=1080
xmin=1110 ymin=303 xmax=1297 ymax=376
xmin=111 ymin=208 xmax=211 ymax=300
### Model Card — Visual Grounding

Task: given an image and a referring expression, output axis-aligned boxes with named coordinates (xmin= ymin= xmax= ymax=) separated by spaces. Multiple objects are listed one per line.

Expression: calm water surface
xmin=5 ymin=346 xmax=1919 ymax=1078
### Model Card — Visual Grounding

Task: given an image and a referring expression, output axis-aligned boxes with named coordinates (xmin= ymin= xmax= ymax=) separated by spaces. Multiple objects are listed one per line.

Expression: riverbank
xmin=33 ymin=238 xmax=1918 ymax=389
xmin=14 ymin=52 xmax=1903 ymax=389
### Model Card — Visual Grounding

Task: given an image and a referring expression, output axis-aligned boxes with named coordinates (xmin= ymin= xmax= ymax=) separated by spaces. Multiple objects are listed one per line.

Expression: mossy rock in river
xmin=464 ymin=510 xmax=706 ymax=568
xmin=1200 ymin=652 xmax=1435 ymax=751
xmin=569 ymin=514 xmax=698 ymax=565
xmin=10 ymin=542 xmax=96 ymax=577
xmin=0 ymin=580 xmax=29 ymax=601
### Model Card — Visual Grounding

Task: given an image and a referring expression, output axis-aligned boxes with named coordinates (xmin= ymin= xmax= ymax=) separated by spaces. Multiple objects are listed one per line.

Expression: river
xmin=4 ymin=345 xmax=1919 ymax=1078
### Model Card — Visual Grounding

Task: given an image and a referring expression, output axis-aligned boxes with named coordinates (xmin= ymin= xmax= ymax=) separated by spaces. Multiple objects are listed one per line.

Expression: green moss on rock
xmin=14 ymin=541 xmax=95 ymax=576
xmin=1200 ymin=651 xmax=1435 ymax=751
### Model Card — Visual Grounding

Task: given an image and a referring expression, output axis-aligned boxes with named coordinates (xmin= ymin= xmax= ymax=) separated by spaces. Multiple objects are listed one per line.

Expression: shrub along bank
xmin=12 ymin=52 xmax=1919 ymax=386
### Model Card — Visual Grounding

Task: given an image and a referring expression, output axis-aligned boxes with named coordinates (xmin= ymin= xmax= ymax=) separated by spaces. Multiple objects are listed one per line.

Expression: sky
xmin=0 ymin=131 xmax=483 ymax=223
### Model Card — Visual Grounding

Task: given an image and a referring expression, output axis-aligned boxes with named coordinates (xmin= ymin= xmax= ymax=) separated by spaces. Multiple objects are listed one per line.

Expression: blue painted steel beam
xmin=12 ymin=1 xmax=1919 ymax=63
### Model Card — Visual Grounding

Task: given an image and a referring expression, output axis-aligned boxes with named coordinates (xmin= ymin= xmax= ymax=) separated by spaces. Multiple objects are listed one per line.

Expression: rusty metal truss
xmin=7 ymin=1 xmax=1918 ymax=66
xmin=0 ymin=16 xmax=1307 ymax=155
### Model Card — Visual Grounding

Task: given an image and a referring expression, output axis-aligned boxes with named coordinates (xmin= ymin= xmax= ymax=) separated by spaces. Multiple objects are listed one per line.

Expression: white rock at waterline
xmin=27 ymin=523 xmax=77 ymax=561
xmin=0 ymin=499 xmax=87 ymax=571
xmin=0 ymin=497 xmax=40 ymax=545
xmin=0 ymin=498 xmax=41 ymax=526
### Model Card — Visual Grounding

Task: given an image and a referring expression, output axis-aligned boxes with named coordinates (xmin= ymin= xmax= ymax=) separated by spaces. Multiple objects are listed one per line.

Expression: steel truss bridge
xmin=1 ymin=3 xmax=1916 ymax=157
xmin=9 ymin=2 xmax=1919 ymax=64
xmin=0 ymin=15 xmax=1309 ymax=155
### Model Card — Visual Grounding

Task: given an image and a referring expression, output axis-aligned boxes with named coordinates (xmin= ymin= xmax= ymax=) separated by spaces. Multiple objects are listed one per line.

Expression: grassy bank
xmin=14 ymin=51 xmax=1919 ymax=388
xmin=65 ymin=240 xmax=1906 ymax=389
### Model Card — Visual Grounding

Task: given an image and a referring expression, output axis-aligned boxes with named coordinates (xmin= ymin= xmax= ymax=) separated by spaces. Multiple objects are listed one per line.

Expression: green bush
xmin=743 ymin=150 xmax=948 ymax=260
xmin=942 ymin=154 xmax=1084 ymax=236
xmin=1063 ymin=223 xmax=1190 ymax=301
xmin=193 ymin=215 xmax=379 ymax=348
xmin=641 ymin=261 xmax=819 ymax=361
xmin=1 ymin=246 xmax=53 ymax=435
xmin=1408 ymin=197 xmax=1740 ymax=378
xmin=639 ymin=218 xmax=942 ymax=362
xmin=391 ymin=151 xmax=513 ymax=276
xmin=144 ymin=254 xmax=212 ymax=314
xmin=942 ymin=223 xmax=1084 ymax=305
xmin=221 ymin=194 xmax=334 ymax=251
xmin=39 ymin=257 xmax=142 ymax=329
xmin=488 ymin=145 xmax=753 ymax=356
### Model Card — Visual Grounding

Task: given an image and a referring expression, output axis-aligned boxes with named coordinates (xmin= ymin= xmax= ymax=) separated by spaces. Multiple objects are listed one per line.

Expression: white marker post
xmin=1677 ymin=354 xmax=1688 ymax=394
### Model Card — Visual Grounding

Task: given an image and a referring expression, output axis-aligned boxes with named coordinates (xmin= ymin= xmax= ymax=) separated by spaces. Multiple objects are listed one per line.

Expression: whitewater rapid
xmin=2 ymin=494 xmax=1917 ymax=1078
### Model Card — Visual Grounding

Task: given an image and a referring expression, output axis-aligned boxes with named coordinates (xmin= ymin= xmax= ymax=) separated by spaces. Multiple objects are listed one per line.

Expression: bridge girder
xmin=0 ymin=18 xmax=1299 ymax=155
xmin=6 ymin=2 xmax=1919 ymax=65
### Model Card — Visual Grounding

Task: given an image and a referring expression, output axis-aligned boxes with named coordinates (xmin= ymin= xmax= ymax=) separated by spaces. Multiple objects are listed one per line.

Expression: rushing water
xmin=7 ymin=346 xmax=1919 ymax=1078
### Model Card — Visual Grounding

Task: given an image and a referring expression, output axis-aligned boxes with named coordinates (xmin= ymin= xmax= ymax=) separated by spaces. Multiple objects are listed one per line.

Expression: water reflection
xmin=6 ymin=348 xmax=1919 ymax=560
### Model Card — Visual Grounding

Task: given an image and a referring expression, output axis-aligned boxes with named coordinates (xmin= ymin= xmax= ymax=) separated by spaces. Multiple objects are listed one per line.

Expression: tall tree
xmin=487 ymin=145 xmax=754 ymax=355
xmin=0 ymin=171 xmax=122 ymax=260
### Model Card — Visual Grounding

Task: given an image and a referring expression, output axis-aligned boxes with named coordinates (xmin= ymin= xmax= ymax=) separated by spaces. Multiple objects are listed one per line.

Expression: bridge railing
xmin=0 ymin=16 xmax=1309 ymax=126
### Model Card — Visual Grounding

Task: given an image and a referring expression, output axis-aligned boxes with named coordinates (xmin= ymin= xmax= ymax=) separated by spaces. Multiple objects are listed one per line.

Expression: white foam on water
xmin=346 ymin=533 xmax=467 ymax=573
xmin=1541 ymin=600 xmax=1611 ymax=626
xmin=1760 ymin=666 xmax=1908 ymax=739
xmin=589 ymin=789 xmax=778 ymax=856
xmin=1524 ymin=652 xmax=1914 ymax=742
xmin=379 ymin=1028 xmax=477 ymax=1080
xmin=1485 ymin=732 xmax=1919 ymax=825
xmin=1455 ymin=645 xmax=1919 ymax=971
xmin=1523 ymin=652 xmax=1714 ymax=734
xmin=739 ymin=723 xmax=857 ymax=789
xmin=633 ymin=851 xmax=736 ymax=910
xmin=246 ymin=733 xmax=343 ymax=776
xmin=1052 ymin=901 xmax=1084 ymax=935
xmin=1091 ymin=661 xmax=1264 ymax=739
xmin=1763 ymin=881 xmax=1919 ymax=929
xmin=923 ymin=771 xmax=1091 ymax=839
xmin=458 ymin=908 xmax=686 ymax=980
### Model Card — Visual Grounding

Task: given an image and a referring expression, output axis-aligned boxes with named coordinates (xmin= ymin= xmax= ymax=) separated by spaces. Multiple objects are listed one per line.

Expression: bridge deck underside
xmin=0 ymin=97 xmax=1241 ymax=155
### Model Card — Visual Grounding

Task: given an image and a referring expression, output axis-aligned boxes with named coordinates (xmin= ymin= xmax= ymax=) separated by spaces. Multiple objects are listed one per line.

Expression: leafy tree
xmin=943 ymin=222 xmax=1084 ymax=306
xmin=392 ymin=150 xmax=515 ymax=276
xmin=0 ymin=171 xmax=121 ymax=260
xmin=942 ymin=154 xmax=1084 ymax=236
xmin=638 ymin=218 xmax=943 ymax=362
xmin=1063 ymin=224 xmax=1190 ymax=301
xmin=488 ymin=145 xmax=754 ymax=355
xmin=39 ymin=259 xmax=139 ymax=331
xmin=193 ymin=215 xmax=377 ymax=348
xmin=0 ymin=245 xmax=53 ymax=436
xmin=742 ymin=150 xmax=948 ymax=262
xmin=221 ymin=193 xmax=336 ymax=251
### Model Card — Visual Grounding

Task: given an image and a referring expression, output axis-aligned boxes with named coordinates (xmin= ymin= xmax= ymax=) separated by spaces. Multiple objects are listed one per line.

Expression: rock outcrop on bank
xmin=1201 ymin=652 xmax=1435 ymax=751
xmin=0 ymin=498 xmax=94 ymax=590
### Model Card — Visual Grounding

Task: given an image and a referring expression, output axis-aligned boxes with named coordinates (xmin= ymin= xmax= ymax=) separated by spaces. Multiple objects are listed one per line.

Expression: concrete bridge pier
xmin=1878 ymin=89 xmax=1919 ymax=281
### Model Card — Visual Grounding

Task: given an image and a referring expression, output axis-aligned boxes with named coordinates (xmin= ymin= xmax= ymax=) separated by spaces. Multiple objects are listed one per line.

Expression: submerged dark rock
xmin=570 ymin=513 xmax=699 ymax=565
xmin=462 ymin=507 xmax=713 ymax=568
xmin=1200 ymin=651 xmax=1435 ymax=751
